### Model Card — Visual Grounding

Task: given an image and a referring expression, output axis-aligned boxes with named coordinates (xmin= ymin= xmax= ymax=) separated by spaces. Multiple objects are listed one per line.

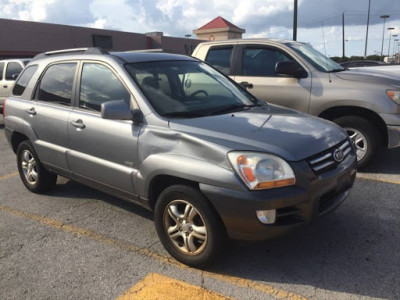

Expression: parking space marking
xmin=357 ymin=174 xmax=400 ymax=185
xmin=0 ymin=171 xmax=18 ymax=180
xmin=117 ymin=273 xmax=231 ymax=300
xmin=0 ymin=204 xmax=306 ymax=300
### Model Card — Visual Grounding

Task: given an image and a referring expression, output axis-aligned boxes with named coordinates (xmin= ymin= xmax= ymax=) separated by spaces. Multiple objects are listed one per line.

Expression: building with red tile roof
xmin=193 ymin=16 xmax=245 ymax=41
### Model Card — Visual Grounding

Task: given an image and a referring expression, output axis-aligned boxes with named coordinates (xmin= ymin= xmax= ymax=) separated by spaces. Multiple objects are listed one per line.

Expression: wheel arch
xmin=319 ymin=106 xmax=387 ymax=147
xmin=147 ymin=175 xmax=199 ymax=210
xmin=11 ymin=131 xmax=29 ymax=153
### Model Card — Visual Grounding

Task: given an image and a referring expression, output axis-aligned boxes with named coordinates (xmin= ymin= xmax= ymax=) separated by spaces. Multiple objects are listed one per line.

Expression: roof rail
xmin=33 ymin=47 xmax=109 ymax=60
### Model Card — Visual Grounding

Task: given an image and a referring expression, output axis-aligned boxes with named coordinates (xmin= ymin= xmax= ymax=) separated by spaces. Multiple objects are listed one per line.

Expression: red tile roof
xmin=196 ymin=16 xmax=242 ymax=31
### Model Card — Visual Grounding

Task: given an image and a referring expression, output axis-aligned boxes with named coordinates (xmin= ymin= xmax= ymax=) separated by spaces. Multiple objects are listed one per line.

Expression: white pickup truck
xmin=192 ymin=39 xmax=400 ymax=167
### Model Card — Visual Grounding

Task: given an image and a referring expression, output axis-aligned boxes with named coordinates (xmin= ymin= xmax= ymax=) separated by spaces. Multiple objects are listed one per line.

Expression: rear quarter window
xmin=12 ymin=65 xmax=38 ymax=96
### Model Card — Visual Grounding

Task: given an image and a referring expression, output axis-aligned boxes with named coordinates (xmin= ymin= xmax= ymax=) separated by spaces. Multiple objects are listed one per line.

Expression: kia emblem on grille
xmin=333 ymin=148 xmax=344 ymax=162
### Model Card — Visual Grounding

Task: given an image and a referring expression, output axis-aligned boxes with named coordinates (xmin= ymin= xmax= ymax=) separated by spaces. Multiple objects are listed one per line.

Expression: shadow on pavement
xmin=359 ymin=147 xmax=400 ymax=175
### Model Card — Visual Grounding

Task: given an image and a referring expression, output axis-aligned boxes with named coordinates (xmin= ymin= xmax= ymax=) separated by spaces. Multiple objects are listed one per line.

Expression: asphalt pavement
xmin=0 ymin=116 xmax=399 ymax=300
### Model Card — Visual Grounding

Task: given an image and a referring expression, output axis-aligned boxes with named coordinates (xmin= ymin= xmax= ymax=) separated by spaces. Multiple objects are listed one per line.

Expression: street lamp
xmin=380 ymin=15 xmax=389 ymax=61
xmin=388 ymin=27 xmax=395 ymax=61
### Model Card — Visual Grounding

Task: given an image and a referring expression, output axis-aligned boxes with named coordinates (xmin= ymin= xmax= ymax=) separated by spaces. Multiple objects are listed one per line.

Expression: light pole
xmin=364 ymin=0 xmax=371 ymax=58
xmin=380 ymin=15 xmax=389 ymax=61
xmin=293 ymin=0 xmax=298 ymax=41
xmin=392 ymin=35 xmax=398 ymax=57
xmin=388 ymin=27 xmax=395 ymax=61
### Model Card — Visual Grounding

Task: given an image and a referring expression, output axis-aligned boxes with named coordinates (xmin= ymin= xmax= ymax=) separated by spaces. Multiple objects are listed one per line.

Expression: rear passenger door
xmin=67 ymin=62 xmax=140 ymax=196
xmin=27 ymin=62 xmax=77 ymax=173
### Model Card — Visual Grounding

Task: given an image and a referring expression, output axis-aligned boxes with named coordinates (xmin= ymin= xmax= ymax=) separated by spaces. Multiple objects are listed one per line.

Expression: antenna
xmin=321 ymin=21 xmax=332 ymax=83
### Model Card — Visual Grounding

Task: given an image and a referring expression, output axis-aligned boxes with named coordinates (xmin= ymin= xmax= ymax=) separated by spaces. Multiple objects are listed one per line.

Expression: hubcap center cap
xmin=181 ymin=222 xmax=191 ymax=233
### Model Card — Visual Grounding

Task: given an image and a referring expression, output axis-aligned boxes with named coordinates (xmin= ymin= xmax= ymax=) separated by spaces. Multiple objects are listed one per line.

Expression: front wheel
xmin=333 ymin=116 xmax=380 ymax=168
xmin=154 ymin=185 xmax=227 ymax=267
xmin=17 ymin=141 xmax=57 ymax=193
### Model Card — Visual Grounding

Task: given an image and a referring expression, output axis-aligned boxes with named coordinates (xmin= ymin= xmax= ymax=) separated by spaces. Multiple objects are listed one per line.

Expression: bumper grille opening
xmin=275 ymin=206 xmax=305 ymax=226
xmin=307 ymin=139 xmax=353 ymax=175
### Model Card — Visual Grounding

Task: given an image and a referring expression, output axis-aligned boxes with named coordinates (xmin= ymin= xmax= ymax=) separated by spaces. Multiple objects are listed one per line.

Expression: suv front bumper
xmin=200 ymin=154 xmax=357 ymax=241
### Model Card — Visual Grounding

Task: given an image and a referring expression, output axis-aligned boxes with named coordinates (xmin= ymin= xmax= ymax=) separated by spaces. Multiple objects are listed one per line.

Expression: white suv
xmin=0 ymin=59 xmax=30 ymax=114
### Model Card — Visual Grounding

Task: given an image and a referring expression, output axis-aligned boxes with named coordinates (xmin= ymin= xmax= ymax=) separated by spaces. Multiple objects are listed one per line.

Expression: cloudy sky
xmin=0 ymin=0 xmax=399 ymax=57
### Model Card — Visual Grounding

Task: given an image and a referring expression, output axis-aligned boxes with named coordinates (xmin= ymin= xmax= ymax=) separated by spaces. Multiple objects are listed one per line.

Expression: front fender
xmin=136 ymin=153 xmax=245 ymax=199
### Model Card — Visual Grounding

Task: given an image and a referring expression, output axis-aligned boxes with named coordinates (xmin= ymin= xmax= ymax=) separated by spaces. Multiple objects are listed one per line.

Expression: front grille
xmin=307 ymin=139 xmax=353 ymax=174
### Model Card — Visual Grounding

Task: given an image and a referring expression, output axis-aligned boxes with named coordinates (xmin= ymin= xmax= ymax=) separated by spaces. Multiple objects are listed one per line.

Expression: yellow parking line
xmin=356 ymin=174 xmax=400 ymax=185
xmin=0 ymin=205 xmax=306 ymax=300
xmin=0 ymin=171 xmax=18 ymax=180
xmin=117 ymin=273 xmax=232 ymax=300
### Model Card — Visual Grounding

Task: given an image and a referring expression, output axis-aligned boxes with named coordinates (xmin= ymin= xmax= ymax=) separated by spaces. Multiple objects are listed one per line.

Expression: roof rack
xmin=33 ymin=47 xmax=109 ymax=60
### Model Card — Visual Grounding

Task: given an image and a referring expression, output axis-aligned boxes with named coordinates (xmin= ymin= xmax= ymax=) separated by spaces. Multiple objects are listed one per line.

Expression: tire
xmin=333 ymin=116 xmax=380 ymax=168
xmin=154 ymin=185 xmax=227 ymax=267
xmin=16 ymin=141 xmax=57 ymax=193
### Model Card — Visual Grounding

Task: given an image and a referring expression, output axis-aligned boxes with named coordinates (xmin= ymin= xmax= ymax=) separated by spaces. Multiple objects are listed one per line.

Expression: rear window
xmin=0 ymin=62 xmax=4 ymax=80
xmin=205 ymin=46 xmax=233 ymax=75
xmin=6 ymin=62 xmax=23 ymax=80
xmin=36 ymin=63 xmax=77 ymax=105
xmin=12 ymin=65 xmax=38 ymax=96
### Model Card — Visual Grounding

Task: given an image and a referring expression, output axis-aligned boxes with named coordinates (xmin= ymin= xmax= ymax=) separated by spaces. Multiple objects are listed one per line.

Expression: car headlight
xmin=228 ymin=152 xmax=296 ymax=190
xmin=387 ymin=90 xmax=400 ymax=104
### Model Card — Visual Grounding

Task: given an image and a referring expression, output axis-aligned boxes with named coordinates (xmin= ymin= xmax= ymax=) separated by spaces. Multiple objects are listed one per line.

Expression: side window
xmin=0 ymin=62 xmax=4 ymax=80
xmin=243 ymin=47 xmax=294 ymax=77
xmin=205 ymin=46 xmax=233 ymax=75
xmin=37 ymin=63 xmax=77 ymax=105
xmin=80 ymin=63 xmax=130 ymax=111
xmin=5 ymin=62 xmax=23 ymax=80
xmin=12 ymin=65 xmax=38 ymax=96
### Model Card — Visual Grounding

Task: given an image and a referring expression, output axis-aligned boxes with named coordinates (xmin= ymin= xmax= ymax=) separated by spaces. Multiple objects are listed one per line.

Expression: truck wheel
xmin=333 ymin=116 xmax=380 ymax=168
xmin=154 ymin=185 xmax=227 ymax=267
xmin=17 ymin=141 xmax=57 ymax=193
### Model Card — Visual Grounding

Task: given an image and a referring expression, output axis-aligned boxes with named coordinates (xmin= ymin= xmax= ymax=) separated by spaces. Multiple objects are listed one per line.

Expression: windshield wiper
xmin=328 ymin=68 xmax=345 ymax=73
xmin=207 ymin=103 xmax=260 ymax=116
xmin=162 ymin=111 xmax=206 ymax=118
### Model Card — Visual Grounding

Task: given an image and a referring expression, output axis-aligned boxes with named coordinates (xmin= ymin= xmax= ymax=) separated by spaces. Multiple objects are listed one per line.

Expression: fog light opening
xmin=256 ymin=209 xmax=276 ymax=224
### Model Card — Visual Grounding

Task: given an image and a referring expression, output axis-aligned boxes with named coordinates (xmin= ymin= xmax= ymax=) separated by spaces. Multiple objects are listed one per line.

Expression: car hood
xmin=334 ymin=69 xmax=400 ymax=87
xmin=168 ymin=106 xmax=347 ymax=162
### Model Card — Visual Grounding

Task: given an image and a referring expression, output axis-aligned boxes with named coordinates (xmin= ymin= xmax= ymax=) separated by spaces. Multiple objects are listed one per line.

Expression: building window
xmin=92 ymin=35 xmax=113 ymax=49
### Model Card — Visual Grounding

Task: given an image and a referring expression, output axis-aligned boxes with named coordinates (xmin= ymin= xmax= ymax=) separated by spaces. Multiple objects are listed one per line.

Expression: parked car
xmin=0 ymin=59 xmax=30 ymax=114
xmin=4 ymin=48 xmax=356 ymax=266
xmin=192 ymin=39 xmax=400 ymax=168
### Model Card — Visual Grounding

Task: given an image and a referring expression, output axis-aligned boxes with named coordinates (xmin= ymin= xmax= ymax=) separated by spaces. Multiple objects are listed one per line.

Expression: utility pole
xmin=293 ymin=0 xmax=298 ymax=41
xmin=364 ymin=0 xmax=371 ymax=58
xmin=342 ymin=12 xmax=345 ymax=60
xmin=380 ymin=15 xmax=390 ymax=61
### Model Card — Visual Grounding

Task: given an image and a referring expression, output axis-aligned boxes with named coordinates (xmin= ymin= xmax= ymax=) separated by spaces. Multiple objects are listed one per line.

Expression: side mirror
xmin=275 ymin=61 xmax=308 ymax=78
xmin=101 ymin=100 xmax=142 ymax=124
xmin=11 ymin=74 xmax=20 ymax=80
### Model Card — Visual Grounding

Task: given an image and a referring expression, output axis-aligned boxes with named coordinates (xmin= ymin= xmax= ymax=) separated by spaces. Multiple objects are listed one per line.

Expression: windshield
xmin=286 ymin=42 xmax=345 ymax=73
xmin=125 ymin=60 xmax=258 ymax=118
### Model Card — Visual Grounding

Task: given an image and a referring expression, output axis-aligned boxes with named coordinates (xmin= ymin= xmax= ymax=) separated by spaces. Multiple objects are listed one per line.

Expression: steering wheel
xmin=190 ymin=90 xmax=208 ymax=97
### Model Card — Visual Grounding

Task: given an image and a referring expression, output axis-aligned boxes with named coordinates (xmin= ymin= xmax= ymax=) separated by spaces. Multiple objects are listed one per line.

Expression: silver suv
xmin=0 ymin=58 xmax=30 ymax=114
xmin=4 ymin=48 xmax=356 ymax=266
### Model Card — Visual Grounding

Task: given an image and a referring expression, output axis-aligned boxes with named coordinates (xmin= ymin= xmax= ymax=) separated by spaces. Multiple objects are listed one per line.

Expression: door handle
xmin=239 ymin=81 xmax=253 ymax=89
xmin=3 ymin=85 xmax=7 ymax=88
xmin=70 ymin=119 xmax=86 ymax=129
xmin=26 ymin=107 xmax=36 ymax=115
